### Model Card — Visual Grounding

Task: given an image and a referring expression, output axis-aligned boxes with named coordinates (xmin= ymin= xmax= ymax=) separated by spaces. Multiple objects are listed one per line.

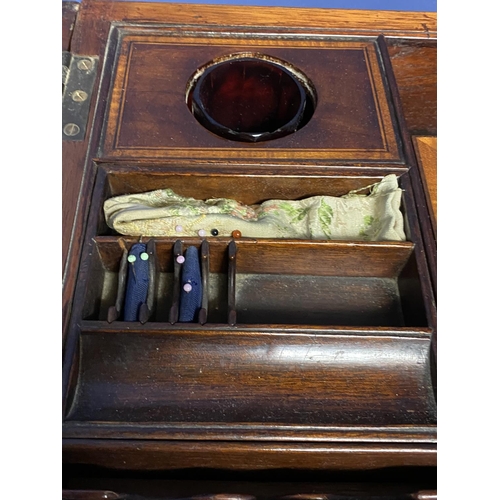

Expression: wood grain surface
xmin=63 ymin=1 xmax=436 ymax=323
xmin=65 ymin=329 xmax=435 ymax=426
xmin=71 ymin=2 xmax=436 ymax=56
xmin=63 ymin=438 xmax=436 ymax=471
xmin=101 ymin=34 xmax=401 ymax=163
xmin=62 ymin=0 xmax=437 ymax=480
xmin=413 ymin=136 xmax=437 ymax=228
xmin=62 ymin=2 xmax=79 ymax=51
xmin=387 ymin=40 xmax=437 ymax=136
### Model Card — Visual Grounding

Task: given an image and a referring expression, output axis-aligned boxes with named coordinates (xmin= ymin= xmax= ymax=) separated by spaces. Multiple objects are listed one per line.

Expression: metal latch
xmin=62 ymin=52 xmax=98 ymax=141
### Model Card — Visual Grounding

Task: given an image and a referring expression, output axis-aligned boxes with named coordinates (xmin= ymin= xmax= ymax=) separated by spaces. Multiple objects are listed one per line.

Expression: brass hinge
xmin=62 ymin=52 xmax=98 ymax=141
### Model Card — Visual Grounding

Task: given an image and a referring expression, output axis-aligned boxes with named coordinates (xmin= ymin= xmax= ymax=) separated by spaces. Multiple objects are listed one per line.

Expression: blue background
xmin=70 ymin=0 xmax=437 ymax=11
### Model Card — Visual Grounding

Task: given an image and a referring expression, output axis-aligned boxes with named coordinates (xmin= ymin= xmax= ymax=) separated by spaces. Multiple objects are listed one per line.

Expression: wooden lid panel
xmin=100 ymin=30 xmax=403 ymax=165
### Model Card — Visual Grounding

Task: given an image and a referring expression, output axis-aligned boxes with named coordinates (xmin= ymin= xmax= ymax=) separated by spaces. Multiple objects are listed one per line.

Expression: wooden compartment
xmin=83 ymin=238 xmax=230 ymax=324
xmin=82 ymin=237 xmax=426 ymax=328
xmin=62 ymin=1 xmax=437 ymax=479
xmin=65 ymin=326 xmax=436 ymax=427
xmin=63 ymin=164 xmax=435 ymax=451
xmin=92 ymin=165 xmax=410 ymax=237
xmin=62 ymin=162 xmax=435 ymax=471
xmin=232 ymin=240 xmax=426 ymax=327
xmin=78 ymin=166 xmax=429 ymax=328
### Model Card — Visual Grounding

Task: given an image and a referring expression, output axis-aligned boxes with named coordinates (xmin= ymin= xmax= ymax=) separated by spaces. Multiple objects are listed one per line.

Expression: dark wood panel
xmin=63 ymin=138 xmax=91 ymax=343
xmin=63 ymin=2 xmax=79 ymax=51
xmin=387 ymin=40 xmax=437 ymax=136
xmin=104 ymin=169 xmax=389 ymax=203
xmin=63 ymin=142 xmax=86 ymax=270
xmin=89 ymin=238 xmax=412 ymax=276
xmin=234 ymin=240 xmax=412 ymax=277
xmin=102 ymin=35 xmax=400 ymax=163
xmin=377 ymin=38 xmax=436 ymax=312
xmin=236 ymin=275 xmax=405 ymax=326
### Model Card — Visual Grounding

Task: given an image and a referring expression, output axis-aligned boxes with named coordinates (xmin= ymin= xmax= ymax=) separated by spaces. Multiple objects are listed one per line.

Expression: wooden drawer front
xmin=99 ymin=27 xmax=403 ymax=165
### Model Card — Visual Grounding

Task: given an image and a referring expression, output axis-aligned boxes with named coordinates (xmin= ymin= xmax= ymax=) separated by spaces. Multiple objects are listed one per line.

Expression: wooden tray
xmin=62 ymin=0 xmax=436 ymax=477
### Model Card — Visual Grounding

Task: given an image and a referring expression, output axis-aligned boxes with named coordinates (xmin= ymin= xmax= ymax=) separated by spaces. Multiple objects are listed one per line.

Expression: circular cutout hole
xmin=186 ymin=53 xmax=316 ymax=142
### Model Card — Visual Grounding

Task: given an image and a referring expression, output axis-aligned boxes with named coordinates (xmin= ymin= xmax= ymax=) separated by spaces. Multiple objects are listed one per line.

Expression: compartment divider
xmin=169 ymin=239 xmax=183 ymax=324
xmin=139 ymin=238 xmax=158 ymax=324
xmin=199 ymin=239 xmax=210 ymax=325
xmin=228 ymin=240 xmax=237 ymax=326
xmin=106 ymin=240 xmax=128 ymax=323
xmin=80 ymin=320 xmax=433 ymax=337
xmin=88 ymin=237 xmax=424 ymax=328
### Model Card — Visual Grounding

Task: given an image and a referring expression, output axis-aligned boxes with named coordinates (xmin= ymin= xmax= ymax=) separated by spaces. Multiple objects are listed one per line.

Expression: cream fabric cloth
xmin=104 ymin=175 xmax=405 ymax=241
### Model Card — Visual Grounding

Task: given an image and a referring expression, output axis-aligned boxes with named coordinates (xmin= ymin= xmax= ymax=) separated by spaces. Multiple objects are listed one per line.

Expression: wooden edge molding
xmin=413 ymin=136 xmax=437 ymax=231
xmin=73 ymin=1 xmax=436 ymax=56
xmin=63 ymin=439 xmax=437 ymax=470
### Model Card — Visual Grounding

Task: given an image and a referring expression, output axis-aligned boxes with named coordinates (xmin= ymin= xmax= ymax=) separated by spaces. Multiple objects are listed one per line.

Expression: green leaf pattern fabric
xmin=104 ymin=175 xmax=406 ymax=241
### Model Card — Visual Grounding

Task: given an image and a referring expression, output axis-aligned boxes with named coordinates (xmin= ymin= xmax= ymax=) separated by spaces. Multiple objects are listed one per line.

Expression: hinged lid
xmin=97 ymin=27 xmax=405 ymax=167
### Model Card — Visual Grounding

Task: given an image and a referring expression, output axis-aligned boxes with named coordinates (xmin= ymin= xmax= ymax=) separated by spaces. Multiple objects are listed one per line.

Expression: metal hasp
xmin=62 ymin=52 xmax=98 ymax=141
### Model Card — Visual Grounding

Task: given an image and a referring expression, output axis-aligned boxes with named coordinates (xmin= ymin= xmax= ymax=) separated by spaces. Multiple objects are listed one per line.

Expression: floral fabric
xmin=103 ymin=175 xmax=405 ymax=241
